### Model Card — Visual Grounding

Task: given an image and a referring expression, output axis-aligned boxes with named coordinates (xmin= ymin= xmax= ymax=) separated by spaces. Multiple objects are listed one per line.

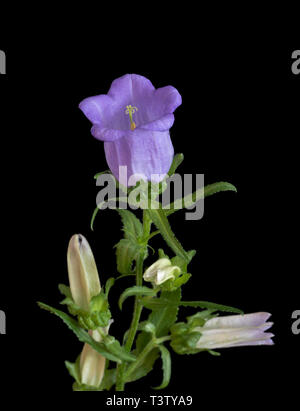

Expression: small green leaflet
xmin=153 ymin=345 xmax=171 ymax=390
xmin=118 ymin=286 xmax=157 ymax=310
xmin=164 ymin=181 xmax=237 ymax=216
xmin=38 ymin=302 xmax=136 ymax=363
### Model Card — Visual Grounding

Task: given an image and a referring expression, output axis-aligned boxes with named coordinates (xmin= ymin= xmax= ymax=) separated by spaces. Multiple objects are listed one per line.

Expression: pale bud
xmin=67 ymin=234 xmax=101 ymax=311
xmin=143 ymin=258 xmax=180 ymax=286
xmin=67 ymin=234 xmax=105 ymax=388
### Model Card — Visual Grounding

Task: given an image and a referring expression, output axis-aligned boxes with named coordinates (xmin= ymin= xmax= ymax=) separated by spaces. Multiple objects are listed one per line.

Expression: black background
xmin=0 ymin=7 xmax=299 ymax=408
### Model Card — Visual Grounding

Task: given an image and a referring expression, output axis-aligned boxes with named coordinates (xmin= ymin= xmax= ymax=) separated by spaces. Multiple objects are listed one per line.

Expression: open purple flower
xmin=79 ymin=74 xmax=182 ymax=186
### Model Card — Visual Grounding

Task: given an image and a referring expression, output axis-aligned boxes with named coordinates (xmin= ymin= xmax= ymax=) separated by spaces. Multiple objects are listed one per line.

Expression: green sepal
xmin=65 ymin=355 xmax=81 ymax=384
xmin=170 ymin=329 xmax=202 ymax=355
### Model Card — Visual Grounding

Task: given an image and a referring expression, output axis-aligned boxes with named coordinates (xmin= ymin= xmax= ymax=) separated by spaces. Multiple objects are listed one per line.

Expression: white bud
xmin=67 ymin=234 xmax=101 ymax=311
xmin=67 ymin=234 xmax=106 ymax=388
xmin=143 ymin=258 xmax=180 ymax=286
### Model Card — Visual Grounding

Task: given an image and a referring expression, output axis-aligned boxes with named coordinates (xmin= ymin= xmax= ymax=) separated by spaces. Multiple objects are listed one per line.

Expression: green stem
xmin=115 ymin=210 xmax=152 ymax=391
xmin=123 ymin=339 xmax=156 ymax=381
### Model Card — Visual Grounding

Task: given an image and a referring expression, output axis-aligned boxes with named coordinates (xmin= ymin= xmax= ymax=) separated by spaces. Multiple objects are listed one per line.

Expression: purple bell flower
xmin=79 ymin=74 xmax=182 ymax=186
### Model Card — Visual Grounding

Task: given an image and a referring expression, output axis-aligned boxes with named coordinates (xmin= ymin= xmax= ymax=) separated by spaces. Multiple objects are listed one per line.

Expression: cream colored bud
xmin=67 ymin=234 xmax=106 ymax=388
xmin=80 ymin=330 xmax=106 ymax=387
xmin=143 ymin=258 xmax=180 ymax=286
xmin=67 ymin=234 xmax=101 ymax=311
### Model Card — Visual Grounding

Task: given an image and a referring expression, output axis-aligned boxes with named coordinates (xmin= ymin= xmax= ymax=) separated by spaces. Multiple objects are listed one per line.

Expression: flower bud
xmin=195 ymin=312 xmax=274 ymax=349
xmin=67 ymin=234 xmax=105 ymax=387
xmin=143 ymin=258 xmax=180 ymax=286
xmin=67 ymin=234 xmax=101 ymax=311
xmin=80 ymin=330 xmax=106 ymax=387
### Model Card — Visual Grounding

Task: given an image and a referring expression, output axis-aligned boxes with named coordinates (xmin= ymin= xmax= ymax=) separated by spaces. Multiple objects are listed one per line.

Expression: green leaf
xmin=142 ymin=298 xmax=242 ymax=314
xmin=115 ymin=239 xmax=143 ymax=275
xmin=153 ymin=345 xmax=171 ymax=390
xmin=136 ymin=289 xmax=181 ymax=354
xmin=147 ymin=289 xmax=181 ymax=338
xmin=38 ymin=302 xmax=135 ymax=363
xmin=178 ymin=301 xmax=243 ymax=314
xmin=117 ymin=209 xmax=143 ymax=241
xmin=164 ymin=181 xmax=237 ymax=216
xmin=146 ymin=208 xmax=191 ymax=263
xmin=126 ymin=347 xmax=160 ymax=383
xmin=118 ymin=286 xmax=157 ymax=310
xmin=65 ymin=356 xmax=81 ymax=384
xmin=167 ymin=153 xmax=184 ymax=176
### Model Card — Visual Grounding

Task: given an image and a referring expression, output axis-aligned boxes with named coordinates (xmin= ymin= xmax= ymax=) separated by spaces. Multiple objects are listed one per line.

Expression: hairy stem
xmin=115 ymin=210 xmax=151 ymax=391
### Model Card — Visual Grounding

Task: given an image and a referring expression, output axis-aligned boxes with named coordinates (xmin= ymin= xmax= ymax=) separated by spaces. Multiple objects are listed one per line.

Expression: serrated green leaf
xmin=117 ymin=209 xmax=143 ymax=241
xmin=118 ymin=286 xmax=157 ymax=310
xmin=153 ymin=345 xmax=171 ymax=390
xmin=178 ymin=301 xmax=243 ymax=314
xmin=167 ymin=153 xmax=184 ymax=176
xmin=142 ymin=298 xmax=242 ymax=314
xmin=146 ymin=208 xmax=191 ymax=263
xmin=38 ymin=302 xmax=134 ymax=363
xmin=164 ymin=181 xmax=237 ymax=216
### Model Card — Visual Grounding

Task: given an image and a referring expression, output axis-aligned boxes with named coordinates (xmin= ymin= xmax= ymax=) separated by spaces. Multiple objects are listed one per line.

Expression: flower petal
xmin=104 ymin=129 xmax=174 ymax=186
xmin=203 ymin=312 xmax=272 ymax=330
